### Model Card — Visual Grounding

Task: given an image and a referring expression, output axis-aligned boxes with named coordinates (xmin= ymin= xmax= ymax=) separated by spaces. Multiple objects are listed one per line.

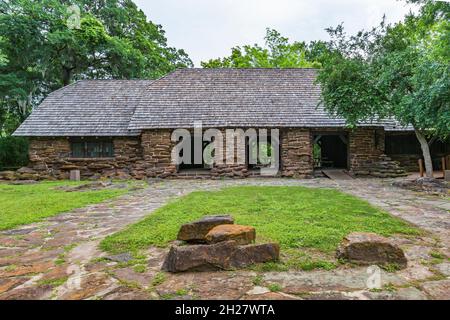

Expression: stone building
xmin=12 ymin=68 xmax=448 ymax=180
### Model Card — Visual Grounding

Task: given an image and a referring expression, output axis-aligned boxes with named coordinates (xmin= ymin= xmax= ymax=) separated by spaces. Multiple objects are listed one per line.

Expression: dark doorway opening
xmin=179 ymin=139 xmax=211 ymax=171
xmin=313 ymin=134 xmax=348 ymax=169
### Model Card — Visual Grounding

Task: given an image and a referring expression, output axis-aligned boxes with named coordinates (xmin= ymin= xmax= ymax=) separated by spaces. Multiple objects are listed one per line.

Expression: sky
xmin=134 ymin=0 xmax=419 ymax=66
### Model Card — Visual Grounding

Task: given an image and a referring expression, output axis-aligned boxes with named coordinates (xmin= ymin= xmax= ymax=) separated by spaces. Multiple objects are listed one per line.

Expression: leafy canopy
xmin=0 ymin=0 xmax=193 ymax=135
xmin=201 ymin=28 xmax=325 ymax=68
xmin=316 ymin=0 xmax=449 ymax=140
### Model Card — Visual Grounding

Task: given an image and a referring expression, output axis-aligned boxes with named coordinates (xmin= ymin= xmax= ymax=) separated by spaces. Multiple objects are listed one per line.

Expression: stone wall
xmin=2 ymin=127 xmax=405 ymax=181
xmin=388 ymin=154 xmax=421 ymax=172
xmin=280 ymin=129 xmax=313 ymax=178
xmin=140 ymin=129 xmax=177 ymax=178
xmin=348 ymin=128 xmax=385 ymax=175
xmin=24 ymin=137 xmax=143 ymax=180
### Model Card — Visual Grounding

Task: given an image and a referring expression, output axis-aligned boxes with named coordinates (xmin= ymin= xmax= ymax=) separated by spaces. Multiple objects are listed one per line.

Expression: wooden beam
xmin=418 ymin=159 xmax=424 ymax=177
xmin=339 ymin=134 xmax=348 ymax=145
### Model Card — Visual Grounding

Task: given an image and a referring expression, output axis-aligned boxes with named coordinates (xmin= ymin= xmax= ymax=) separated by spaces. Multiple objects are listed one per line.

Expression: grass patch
xmin=252 ymin=274 xmax=263 ymax=286
xmin=0 ymin=181 xmax=131 ymax=230
xmin=101 ymin=186 xmax=419 ymax=257
xmin=268 ymin=283 xmax=282 ymax=292
xmin=430 ymin=251 xmax=445 ymax=260
xmin=133 ymin=265 xmax=147 ymax=273
xmin=37 ymin=276 xmax=68 ymax=287
xmin=151 ymin=272 xmax=167 ymax=287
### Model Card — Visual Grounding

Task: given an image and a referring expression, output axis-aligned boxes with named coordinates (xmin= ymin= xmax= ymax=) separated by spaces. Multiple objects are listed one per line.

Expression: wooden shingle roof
xmin=13 ymin=68 xmax=408 ymax=137
xmin=13 ymin=80 xmax=154 ymax=137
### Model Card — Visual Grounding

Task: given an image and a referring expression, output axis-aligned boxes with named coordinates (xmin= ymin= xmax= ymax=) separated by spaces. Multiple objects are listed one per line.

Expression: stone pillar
xmin=280 ymin=129 xmax=313 ymax=178
xmin=28 ymin=138 xmax=71 ymax=179
xmin=349 ymin=128 xmax=385 ymax=175
xmin=141 ymin=129 xmax=177 ymax=178
xmin=210 ymin=128 xmax=248 ymax=178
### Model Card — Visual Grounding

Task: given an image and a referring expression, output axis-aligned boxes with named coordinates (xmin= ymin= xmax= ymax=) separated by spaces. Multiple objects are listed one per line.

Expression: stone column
xmin=141 ymin=129 xmax=177 ymax=178
xmin=349 ymin=128 xmax=385 ymax=175
xmin=280 ymin=129 xmax=313 ymax=178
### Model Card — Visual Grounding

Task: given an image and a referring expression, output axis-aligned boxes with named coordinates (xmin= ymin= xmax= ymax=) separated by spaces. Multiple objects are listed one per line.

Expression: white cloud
xmin=134 ymin=0 xmax=418 ymax=66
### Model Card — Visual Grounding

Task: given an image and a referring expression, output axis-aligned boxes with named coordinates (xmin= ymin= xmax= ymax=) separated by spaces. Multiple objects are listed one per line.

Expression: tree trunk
xmin=62 ymin=68 xmax=72 ymax=86
xmin=414 ymin=128 xmax=433 ymax=178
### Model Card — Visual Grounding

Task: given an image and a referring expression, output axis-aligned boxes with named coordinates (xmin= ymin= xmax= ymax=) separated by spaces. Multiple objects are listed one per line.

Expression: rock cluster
xmin=393 ymin=177 xmax=449 ymax=195
xmin=355 ymin=154 xmax=408 ymax=178
xmin=0 ymin=167 xmax=40 ymax=181
xmin=336 ymin=232 xmax=407 ymax=269
xmin=177 ymin=215 xmax=234 ymax=242
xmin=162 ymin=215 xmax=279 ymax=272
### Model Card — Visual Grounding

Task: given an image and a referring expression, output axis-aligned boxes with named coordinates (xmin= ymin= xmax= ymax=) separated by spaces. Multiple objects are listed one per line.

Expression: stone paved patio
xmin=0 ymin=178 xmax=449 ymax=300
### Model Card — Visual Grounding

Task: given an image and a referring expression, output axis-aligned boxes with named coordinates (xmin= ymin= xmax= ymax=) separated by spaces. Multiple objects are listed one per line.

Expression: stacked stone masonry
xmin=3 ymin=127 xmax=409 ymax=180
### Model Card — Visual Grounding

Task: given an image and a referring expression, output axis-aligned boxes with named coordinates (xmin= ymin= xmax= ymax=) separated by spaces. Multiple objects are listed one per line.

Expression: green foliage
xmin=37 ymin=276 xmax=68 ymax=287
xmin=267 ymin=283 xmax=282 ymax=292
xmin=0 ymin=0 xmax=193 ymax=135
xmin=151 ymin=272 xmax=167 ymax=287
xmin=0 ymin=136 xmax=28 ymax=170
xmin=316 ymin=1 xmax=449 ymax=176
xmin=101 ymin=186 xmax=420 ymax=255
xmin=201 ymin=28 xmax=324 ymax=68
xmin=0 ymin=181 xmax=130 ymax=230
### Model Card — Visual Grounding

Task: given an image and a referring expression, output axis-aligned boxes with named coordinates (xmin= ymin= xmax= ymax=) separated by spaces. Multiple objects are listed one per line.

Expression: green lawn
xmin=0 ymin=181 xmax=130 ymax=230
xmin=101 ymin=186 xmax=420 ymax=270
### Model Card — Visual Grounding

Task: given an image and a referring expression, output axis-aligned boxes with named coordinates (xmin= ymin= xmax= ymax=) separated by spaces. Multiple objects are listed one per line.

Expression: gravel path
xmin=0 ymin=178 xmax=448 ymax=300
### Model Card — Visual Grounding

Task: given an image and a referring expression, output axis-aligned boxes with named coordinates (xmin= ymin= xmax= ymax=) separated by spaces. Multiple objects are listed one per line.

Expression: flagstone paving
xmin=0 ymin=178 xmax=448 ymax=300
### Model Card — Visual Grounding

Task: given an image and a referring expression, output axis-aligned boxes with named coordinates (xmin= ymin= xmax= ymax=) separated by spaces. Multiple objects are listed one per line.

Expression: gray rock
xmin=336 ymin=232 xmax=407 ymax=269
xmin=433 ymin=262 xmax=450 ymax=276
xmin=421 ymin=279 xmax=450 ymax=300
xmin=2 ymin=228 xmax=37 ymax=236
xmin=161 ymin=241 xmax=279 ymax=272
xmin=17 ymin=167 xmax=36 ymax=174
xmin=177 ymin=215 xmax=234 ymax=242
xmin=105 ymin=252 xmax=134 ymax=263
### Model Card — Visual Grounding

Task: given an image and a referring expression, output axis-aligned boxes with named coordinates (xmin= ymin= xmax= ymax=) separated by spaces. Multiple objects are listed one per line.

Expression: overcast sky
xmin=134 ymin=0 xmax=418 ymax=66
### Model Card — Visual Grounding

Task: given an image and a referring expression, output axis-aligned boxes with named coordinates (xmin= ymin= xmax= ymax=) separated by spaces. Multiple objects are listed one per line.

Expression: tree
xmin=201 ymin=28 xmax=323 ymax=68
xmin=0 ymin=0 xmax=193 ymax=136
xmin=316 ymin=0 xmax=449 ymax=178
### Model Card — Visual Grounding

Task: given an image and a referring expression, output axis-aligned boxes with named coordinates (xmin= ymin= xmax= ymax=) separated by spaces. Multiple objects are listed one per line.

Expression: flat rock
xmin=433 ymin=262 xmax=450 ymax=276
xmin=336 ymin=232 xmax=407 ymax=268
xmin=206 ymin=224 xmax=255 ymax=245
xmin=241 ymin=291 xmax=300 ymax=300
xmin=105 ymin=252 xmax=134 ymax=263
xmin=162 ymin=241 xmax=279 ymax=272
xmin=397 ymin=262 xmax=435 ymax=281
xmin=421 ymin=279 xmax=450 ymax=300
xmin=263 ymin=268 xmax=407 ymax=294
xmin=246 ymin=286 xmax=270 ymax=295
xmin=17 ymin=167 xmax=36 ymax=174
xmin=0 ymin=171 xmax=16 ymax=180
xmin=2 ymin=227 xmax=37 ymax=236
xmin=177 ymin=215 xmax=234 ymax=242
xmin=362 ymin=287 xmax=428 ymax=300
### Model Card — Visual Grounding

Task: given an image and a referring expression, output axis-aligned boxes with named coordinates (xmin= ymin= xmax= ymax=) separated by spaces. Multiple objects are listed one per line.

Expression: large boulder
xmin=232 ymin=243 xmax=280 ymax=268
xmin=336 ymin=232 xmax=407 ymax=269
xmin=162 ymin=241 xmax=279 ymax=272
xmin=205 ymin=224 xmax=255 ymax=245
xmin=177 ymin=215 xmax=234 ymax=242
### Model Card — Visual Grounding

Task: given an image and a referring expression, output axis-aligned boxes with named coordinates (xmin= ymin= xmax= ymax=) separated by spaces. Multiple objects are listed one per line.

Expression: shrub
xmin=0 ymin=136 xmax=28 ymax=170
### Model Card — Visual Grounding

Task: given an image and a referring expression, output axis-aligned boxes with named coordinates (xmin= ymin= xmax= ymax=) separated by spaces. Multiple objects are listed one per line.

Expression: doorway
xmin=313 ymin=133 xmax=349 ymax=169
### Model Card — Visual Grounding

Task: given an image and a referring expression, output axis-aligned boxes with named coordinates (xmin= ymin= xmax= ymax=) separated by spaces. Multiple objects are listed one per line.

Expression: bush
xmin=0 ymin=136 xmax=29 ymax=170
